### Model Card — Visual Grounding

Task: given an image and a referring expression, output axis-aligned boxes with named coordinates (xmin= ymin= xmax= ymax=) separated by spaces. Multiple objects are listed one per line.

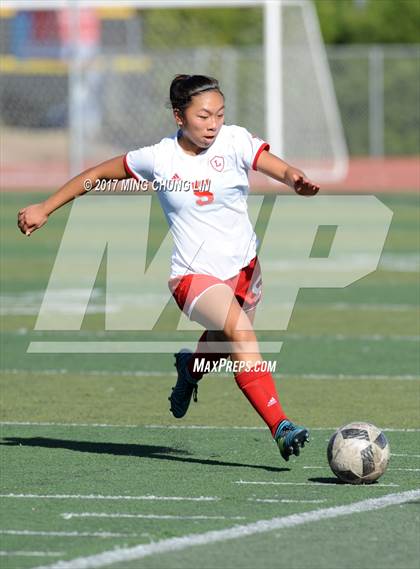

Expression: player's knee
xmin=207 ymin=330 xmax=226 ymax=343
xmin=223 ymin=326 xmax=255 ymax=344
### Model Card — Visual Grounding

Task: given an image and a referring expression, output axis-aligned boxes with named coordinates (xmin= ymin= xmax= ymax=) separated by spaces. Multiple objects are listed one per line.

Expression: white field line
xmin=2 ymin=368 xmax=177 ymax=378
xmin=235 ymin=480 xmax=399 ymax=487
xmin=391 ymin=453 xmax=420 ymax=458
xmin=33 ymin=490 xmax=420 ymax=569
xmin=0 ymin=551 xmax=63 ymax=557
xmin=61 ymin=513 xmax=245 ymax=521
xmin=26 ymin=341 xmax=283 ymax=354
xmin=285 ymin=374 xmax=420 ymax=381
xmin=287 ymin=333 xmax=420 ymax=342
xmin=248 ymin=498 xmax=327 ymax=504
xmin=0 ymin=530 xmax=136 ymax=538
xmin=0 ymin=421 xmax=142 ymax=428
xmin=266 ymin=255 xmax=420 ymax=274
xmin=1 ymin=421 xmax=419 ymax=433
xmin=329 ymin=302 xmax=417 ymax=312
xmin=2 ymin=369 xmax=420 ymax=381
xmin=2 ymin=292 xmax=418 ymax=315
xmin=389 ymin=468 xmax=420 ymax=472
xmin=0 ymin=494 xmax=219 ymax=502
xmin=9 ymin=329 xmax=420 ymax=342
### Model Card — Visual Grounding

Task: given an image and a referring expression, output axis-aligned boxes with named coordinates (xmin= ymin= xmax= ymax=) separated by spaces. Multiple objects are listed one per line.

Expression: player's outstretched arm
xmin=255 ymin=150 xmax=320 ymax=196
xmin=17 ymin=155 xmax=128 ymax=236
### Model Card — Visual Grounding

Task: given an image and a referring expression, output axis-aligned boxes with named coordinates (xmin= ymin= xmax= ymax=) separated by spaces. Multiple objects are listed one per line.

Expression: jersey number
xmin=194 ymin=190 xmax=214 ymax=206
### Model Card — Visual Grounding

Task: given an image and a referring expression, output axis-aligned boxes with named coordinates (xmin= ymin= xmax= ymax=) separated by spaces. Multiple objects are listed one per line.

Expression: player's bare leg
xmin=172 ymin=306 xmax=257 ymax=404
xmin=169 ymin=285 xmax=309 ymax=460
xmin=169 ymin=285 xmax=258 ymax=418
xmin=190 ymin=284 xmax=260 ymax=364
xmin=204 ymin=305 xmax=257 ymax=354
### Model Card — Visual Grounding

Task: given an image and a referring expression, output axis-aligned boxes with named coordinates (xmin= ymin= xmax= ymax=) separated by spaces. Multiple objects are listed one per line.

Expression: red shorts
xmin=168 ymin=256 xmax=263 ymax=319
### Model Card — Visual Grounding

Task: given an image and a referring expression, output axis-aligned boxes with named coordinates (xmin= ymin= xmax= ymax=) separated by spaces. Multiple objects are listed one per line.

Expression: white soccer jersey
xmin=124 ymin=124 xmax=269 ymax=280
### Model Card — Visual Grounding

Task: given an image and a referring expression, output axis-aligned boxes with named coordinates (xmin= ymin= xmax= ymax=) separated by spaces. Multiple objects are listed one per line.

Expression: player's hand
xmin=286 ymin=167 xmax=320 ymax=196
xmin=17 ymin=203 xmax=49 ymax=236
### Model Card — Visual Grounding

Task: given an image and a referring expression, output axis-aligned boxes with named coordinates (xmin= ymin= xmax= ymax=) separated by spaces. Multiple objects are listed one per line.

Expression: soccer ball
xmin=327 ymin=422 xmax=390 ymax=484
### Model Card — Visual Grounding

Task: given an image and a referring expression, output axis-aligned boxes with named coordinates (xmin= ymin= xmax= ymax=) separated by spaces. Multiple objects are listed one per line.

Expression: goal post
xmin=1 ymin=0 xmax=348 ymax=182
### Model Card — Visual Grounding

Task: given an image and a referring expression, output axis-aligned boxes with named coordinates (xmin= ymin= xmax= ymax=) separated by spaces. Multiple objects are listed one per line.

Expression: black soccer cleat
xmin=168 ymin=349 xmax=199 ymax=419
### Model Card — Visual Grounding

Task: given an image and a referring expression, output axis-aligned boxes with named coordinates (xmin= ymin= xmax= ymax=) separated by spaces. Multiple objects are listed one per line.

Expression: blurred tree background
xmin=142 ymin=7 xmax=262 ymax=48
xmin=315 ymin=0 xmax=420 ymax=45
xmin=142 ymin=0 xmax=420 ymax=48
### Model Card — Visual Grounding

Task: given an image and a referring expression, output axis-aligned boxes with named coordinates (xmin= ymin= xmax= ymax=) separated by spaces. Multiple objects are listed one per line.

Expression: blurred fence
xmin=327 ymin=44 xmax=420 ymax=158
xmin=2 ymin=43 xmax=418 ymax=155
xmin=0 ymin=6 xmax=419 ymax=189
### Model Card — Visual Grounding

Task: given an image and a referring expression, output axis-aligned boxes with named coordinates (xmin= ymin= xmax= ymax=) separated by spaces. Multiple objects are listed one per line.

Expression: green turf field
xmin=1 ymin=192 xmax=419 ymax=569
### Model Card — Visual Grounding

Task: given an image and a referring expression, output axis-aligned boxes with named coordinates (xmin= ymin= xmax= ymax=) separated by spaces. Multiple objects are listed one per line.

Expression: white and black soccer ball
xmin=327 ymin=422 xmax=390 ymax=484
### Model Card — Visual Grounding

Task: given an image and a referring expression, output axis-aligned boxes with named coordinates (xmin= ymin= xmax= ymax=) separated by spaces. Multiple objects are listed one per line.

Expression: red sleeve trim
xmin=252 ymin=142 xmax=270 ymax=171
xmin=123 ymin=153 xmax=140 ymax=180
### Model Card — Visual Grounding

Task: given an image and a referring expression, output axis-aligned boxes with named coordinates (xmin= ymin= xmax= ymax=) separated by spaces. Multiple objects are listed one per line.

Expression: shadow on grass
xmin=1 ymin=437 xmax=289 ymax=473
xmin=308 ymin=477 xmax=383 ymax=485
xmin=308 ymin=476 xmax=346 ymax=485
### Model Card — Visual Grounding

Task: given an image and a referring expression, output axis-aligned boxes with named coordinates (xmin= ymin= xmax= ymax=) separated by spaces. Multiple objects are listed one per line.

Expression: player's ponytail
xmin=169 ymin=74 xmax=224 ymax=115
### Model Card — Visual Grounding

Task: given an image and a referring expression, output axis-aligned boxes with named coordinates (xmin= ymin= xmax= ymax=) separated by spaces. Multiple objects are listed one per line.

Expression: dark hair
xmin=169 ymin=74 xmax=224 ymax=115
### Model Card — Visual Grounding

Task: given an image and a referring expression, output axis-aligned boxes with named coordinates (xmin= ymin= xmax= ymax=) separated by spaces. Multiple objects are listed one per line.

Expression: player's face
xmin=180 ymin=91 xmax=225 ymax=151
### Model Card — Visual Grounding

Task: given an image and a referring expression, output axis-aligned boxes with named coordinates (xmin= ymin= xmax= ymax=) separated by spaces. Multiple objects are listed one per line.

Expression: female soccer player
xmin=18 ymin=74 xmax=319 ymax=462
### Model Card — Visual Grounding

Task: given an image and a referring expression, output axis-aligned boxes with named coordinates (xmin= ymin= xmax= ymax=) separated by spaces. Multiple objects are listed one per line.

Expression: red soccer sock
xmin=187 ymin=331 xmax=230 ymax=380
xmin=235 ymin=367 xmax=287 ymax=437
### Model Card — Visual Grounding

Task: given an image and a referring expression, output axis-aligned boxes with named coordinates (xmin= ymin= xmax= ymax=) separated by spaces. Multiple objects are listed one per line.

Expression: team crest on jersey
xmin=210 ymin=156 xmax=224 ymax=172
